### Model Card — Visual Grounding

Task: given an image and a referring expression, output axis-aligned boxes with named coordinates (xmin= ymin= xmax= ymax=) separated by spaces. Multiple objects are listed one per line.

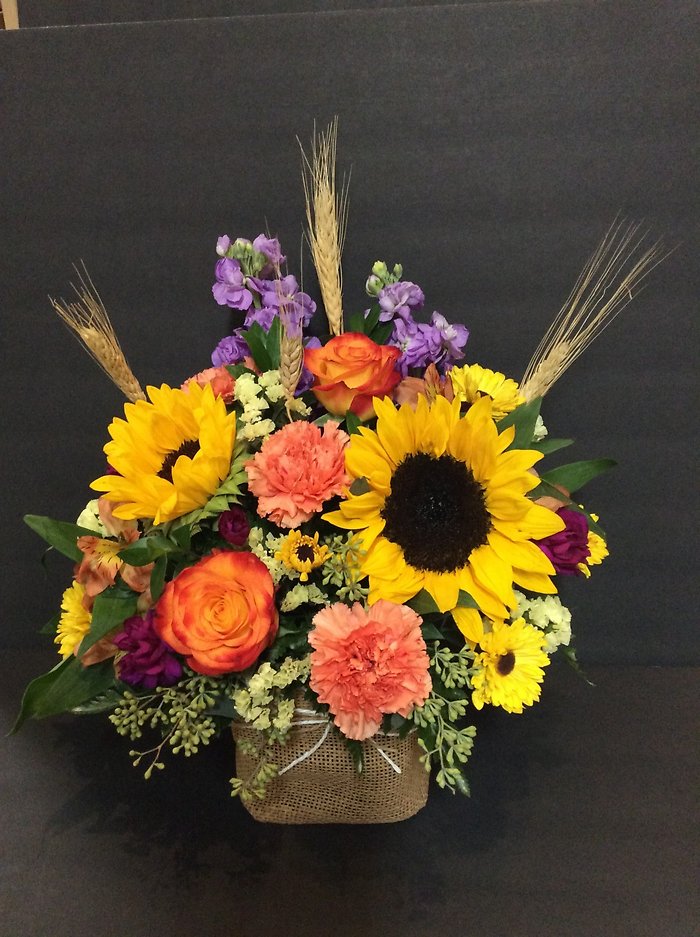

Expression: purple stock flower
xmin=216 ymin=235 xmax=231 ymax=256
xmin=244 ymin=306 xmax=279 ymax=332
xmin=218 ymin=507 xmax=251 ymax=546
xmin=535 ymin=507 xmax=591 ymax=575
xmin=212 ymin=258 xmax=254 ymax=311
xmin=390 ymin=317 xmax=442 ymax=376
xmin=252 ymin=234 xmax=286 ymax=272
xmin=378 ymin=281 xmax=425 ymax=322
xmin=296 ymin=336 xmax=322 ymax=393
xmin=431 ymin=312 xmax=469 ymax=367
xmin=389 ymin=309 xmax=470 ymax=376
xmin=211 ymin=330 xmax=250 ymax=367
xmin=248 ymin=274 xmax=316 ymax=328
xmin=114 ymin=611 xmax=182 ymax=689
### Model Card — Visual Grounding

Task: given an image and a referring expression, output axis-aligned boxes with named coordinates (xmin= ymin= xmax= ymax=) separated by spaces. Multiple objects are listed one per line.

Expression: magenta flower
xmin=218 ymin=507 xmax=251 ymax=546
xmin=535 ymin=507 xmax=590 ymax=575
xmin=114 ymin=612 xmax=182 ymax=689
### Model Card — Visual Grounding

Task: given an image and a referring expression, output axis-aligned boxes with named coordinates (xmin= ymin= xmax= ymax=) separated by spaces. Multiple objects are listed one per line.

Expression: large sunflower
xmin=323 ymin=394 xmax=564 ymax=640
xmin=91 ymin=382 xmax=236 ymax=524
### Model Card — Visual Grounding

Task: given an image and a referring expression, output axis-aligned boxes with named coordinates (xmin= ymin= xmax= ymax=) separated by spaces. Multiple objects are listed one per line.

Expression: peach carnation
xmin=245 ymin=420 xmax=351 ymax=528
xmin=308 ymin=600 xmax=432 ymax=740
xmin=182 ymin=366 xmax=235 ymax=404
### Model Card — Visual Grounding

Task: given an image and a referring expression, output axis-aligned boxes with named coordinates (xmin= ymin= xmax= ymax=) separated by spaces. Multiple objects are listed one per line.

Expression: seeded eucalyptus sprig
xmin=109 ymin=672 xmax=223 ymax=779
xmin=413 ymin=643 xmax=477 ymax=795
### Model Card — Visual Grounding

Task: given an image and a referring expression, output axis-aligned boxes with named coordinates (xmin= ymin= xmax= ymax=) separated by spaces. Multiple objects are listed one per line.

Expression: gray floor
xmin=1 ymin=654 xmax=697 ymax=937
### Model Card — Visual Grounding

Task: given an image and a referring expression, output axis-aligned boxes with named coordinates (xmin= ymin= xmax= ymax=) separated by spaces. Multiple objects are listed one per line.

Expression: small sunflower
xmin=324 ymin=394 xmax=564 ymax=637
xmin=277 ymin=530 xmax=330 ymax=581
xmin=55 ymin=580 xmax=92 ymax=658
xmin=449 ymin=363 xmax=524 ymax=420
xmin=471 ymin=618 xmax=550 ymax=713
xmin=91 ymin=382 xmax=236 ymax=524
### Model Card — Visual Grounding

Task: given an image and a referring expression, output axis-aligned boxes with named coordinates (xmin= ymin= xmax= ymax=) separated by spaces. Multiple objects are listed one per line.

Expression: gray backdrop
xmin=1 ymin=0 xmax=698 ymax=665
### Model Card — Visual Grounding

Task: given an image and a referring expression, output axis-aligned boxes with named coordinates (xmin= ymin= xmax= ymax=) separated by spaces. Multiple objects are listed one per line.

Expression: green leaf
xmin=531 ymin=437 xmax=574 ymax=456
xmin=265 ymin=315 xmax=282 ymax=369
xmin=24 ymin=515 xmax=98 ymax=562
xmin=150 ymin=555 xmax=167 ymax=603
xmin=244 ymin=322 xmax=273 ymax=372
xmin=79 ymin=588 xmax=138 ymax=656
xmin=347 ymin=310 xmax=365 ymax=333
xmin=349 ymin=476 xmax=371 ymax=496
xmin=368 ymin=321 xmax=393 ymax=345
xmin=346 ymin=739 xmax=364 ymax=774
xmin=363 ymin=303 xmax=382 ymax=335
xmin=71 ymin=688 xmax=124 ymax=715
xmin=11 ymin=656 xmax=115 ymax=733
xmin=420 ymin=621 xmax=445 ymax=641
xmin=117 ymin=534 xmax=178 ymax=566
xmin=172 ymin=524 xmax=192 ymax=551
xmin=408 ymin=590 xmax=441 ymax=615
xmin=345 ymin=411 xmax=362 ymax=435
xmin=497 ymin=398 xmax=542 ymax=450
xmin=39 ymin=613 xmax=60 ymax=636
xmin=541 ymin=459 xmax=616 ymax=493
xmin=456 ymin=590 xmax=479 ymax=609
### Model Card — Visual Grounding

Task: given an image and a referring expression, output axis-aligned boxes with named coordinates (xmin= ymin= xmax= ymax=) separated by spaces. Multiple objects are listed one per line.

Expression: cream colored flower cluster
xmin=234 ymin=370 xmax=310 ymax=443
xmin=513 ymin=590 xmax=572 ymax=653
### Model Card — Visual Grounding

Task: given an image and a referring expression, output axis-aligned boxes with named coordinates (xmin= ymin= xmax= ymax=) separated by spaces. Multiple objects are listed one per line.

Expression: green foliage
xmin=78 ymin=586 xmax=138 ymax=657
xmin=12 ymin=656 xmax=115 ymax=733
xmin=541 ymin=458 xmax=616 ymax=493
xmin=149 ymin=555 xmax=167 ymax=602
xmin=23 ymin=515 xmax=98 ymax=562
xmin=344 ymin=411 xmax=362 ymax=435
xmin=412 ymin=643 xmax=477 ymax=795
xmin=498 ymin=398 xmax=542 ymax=450
xmin=244 ymin=319 xmax=281 ymax=371
xmin=39 ymin=613 xmax=60 ymax=636
xmin=109 ymin=672 xmax=221 ymax=779
xmin=531 ymin=437 xmax=574 ymax=456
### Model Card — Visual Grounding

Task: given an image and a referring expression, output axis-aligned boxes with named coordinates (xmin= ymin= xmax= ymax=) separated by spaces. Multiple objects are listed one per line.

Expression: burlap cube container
xmin=232 ymin=717 xmax=429 ymax=824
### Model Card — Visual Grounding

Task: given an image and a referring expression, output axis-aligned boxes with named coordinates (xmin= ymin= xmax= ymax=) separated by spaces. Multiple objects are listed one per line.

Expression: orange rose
xmin=153 ymin=551 xmax=278 ymax=675
xmin=304 ymin=333 xmax=401 ymax=421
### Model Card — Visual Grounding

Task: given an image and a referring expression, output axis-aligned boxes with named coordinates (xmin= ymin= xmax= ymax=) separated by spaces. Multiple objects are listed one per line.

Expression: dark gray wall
xmin=1 ymin=0 xmax=698 ymax=662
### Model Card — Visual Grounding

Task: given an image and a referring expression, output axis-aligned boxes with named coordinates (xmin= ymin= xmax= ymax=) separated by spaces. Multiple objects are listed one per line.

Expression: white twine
xmin=275 ymin=707 xmax=405 ymax=777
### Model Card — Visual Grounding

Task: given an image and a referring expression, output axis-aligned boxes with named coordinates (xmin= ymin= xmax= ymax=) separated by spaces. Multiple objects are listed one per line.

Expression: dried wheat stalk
xmin=50 ymin=265 xmax=146 ymax=402
xmin=300 ymin=118 xmax=348 ymax=336
xmin=520 ymin=220 xmax=670 ymax=401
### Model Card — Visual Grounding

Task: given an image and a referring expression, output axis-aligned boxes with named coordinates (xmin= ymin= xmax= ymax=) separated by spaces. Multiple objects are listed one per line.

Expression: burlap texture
xmin=232 ymin=715 xmax=429 ymax=825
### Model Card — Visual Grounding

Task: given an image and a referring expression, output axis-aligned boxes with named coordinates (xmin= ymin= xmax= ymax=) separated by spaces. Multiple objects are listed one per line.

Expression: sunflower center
xmin=381 ymin=452 xmax=491 ymax=573
xmin=497 ymin=651 xmax=516 ymax=676
xmin=158 ymin=439 xmax=200 ymax=483
xmin=294 ymin=544 xmax=316 ymax=563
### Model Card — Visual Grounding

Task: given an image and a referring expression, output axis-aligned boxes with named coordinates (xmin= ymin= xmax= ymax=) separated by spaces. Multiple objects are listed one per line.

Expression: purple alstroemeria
xmin=378 ymin=281 xmax=425 ymax=322
xmin=211 ymin=330 xmax=250 ymax=367
xmin=212 ymin=258 xmax=254 ymax=311
xmin=114 ymin=612 xmax=182 ymax=690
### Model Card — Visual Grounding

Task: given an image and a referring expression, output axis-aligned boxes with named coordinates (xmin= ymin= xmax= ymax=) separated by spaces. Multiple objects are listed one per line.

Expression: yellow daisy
xmin=449 ymin=363 xmax=524 ymax=420
xmin=55 ymin=580 xmax=92 ymax=658
xmin=323 ymin=394 xmax=564 ymax=639
xmin=276 ymin=530 xmax=330 ymax=581
xmin=91 ymin=382 xmax=236 ymax=524
xmin=578 ymin=529 xmax=609 ymax=578
xmin=471 ymin=618 xmax=550 ymax=713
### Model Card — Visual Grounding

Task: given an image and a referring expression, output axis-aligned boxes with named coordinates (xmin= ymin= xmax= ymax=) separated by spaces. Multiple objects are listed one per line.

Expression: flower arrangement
xmin=16 ymin=123 xmax=666 ymax=819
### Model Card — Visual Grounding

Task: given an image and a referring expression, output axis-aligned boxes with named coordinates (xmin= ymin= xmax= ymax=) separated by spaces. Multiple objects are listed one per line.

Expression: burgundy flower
xmin=535 ymin=507 xmax=590 ymax=576
xmin=218 ymin=507 xmax=250 ymax=546
xmin=114 ymin=612 xmax=182 ymax=689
